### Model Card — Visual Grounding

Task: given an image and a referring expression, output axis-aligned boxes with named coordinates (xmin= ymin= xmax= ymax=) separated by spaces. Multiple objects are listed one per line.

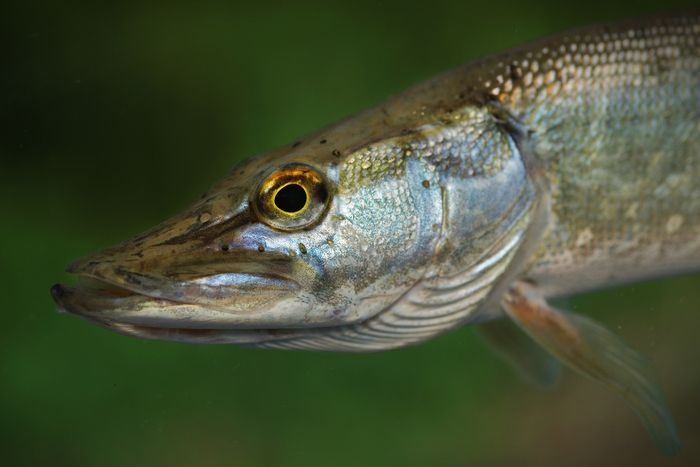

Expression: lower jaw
xmin=102 ymin=321 xmax=241 ymax=343
xmin=69 ymin=310 xmax=311 ymax=345
xmin=51 ymin=280 xmax=313 ymax=345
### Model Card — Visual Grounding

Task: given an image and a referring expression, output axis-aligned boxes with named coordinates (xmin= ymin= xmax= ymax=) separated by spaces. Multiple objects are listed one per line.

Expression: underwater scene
xmin=2 ymin=1 xmax=699 ymax=466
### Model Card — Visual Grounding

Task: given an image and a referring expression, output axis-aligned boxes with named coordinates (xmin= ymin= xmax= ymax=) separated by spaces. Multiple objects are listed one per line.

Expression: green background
xmin=2 ymin=1 xmax=699 ymax=466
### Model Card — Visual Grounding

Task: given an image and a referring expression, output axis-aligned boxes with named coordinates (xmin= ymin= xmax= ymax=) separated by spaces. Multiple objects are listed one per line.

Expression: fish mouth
xmin=50 ymin=255 xmax=318 ymax=344
xmin=50 ymin=280 xmax=307 ymax=344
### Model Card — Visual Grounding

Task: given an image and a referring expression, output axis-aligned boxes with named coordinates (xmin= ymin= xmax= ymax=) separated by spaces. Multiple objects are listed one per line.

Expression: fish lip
xmin=86 ymin=320 xmax=309 ymax=345
xmin=62 ymin=259 xmax=300 ymax=306
xmin=51 ymin=258 xmax=303 ymax=332
xmin=51 ymin=266 xmax=299 ymax=309
xmin=50 ymin=280 xmax=178 ymax=319
xmin=50 ymin=282 xmax=312 ymax=344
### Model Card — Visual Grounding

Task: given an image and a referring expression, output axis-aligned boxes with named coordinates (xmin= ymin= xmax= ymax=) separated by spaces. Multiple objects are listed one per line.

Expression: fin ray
xmin=476 ymin=318 xmax=560 ymax=387
xmin=502 ymin=281 xmax=680 ymax=455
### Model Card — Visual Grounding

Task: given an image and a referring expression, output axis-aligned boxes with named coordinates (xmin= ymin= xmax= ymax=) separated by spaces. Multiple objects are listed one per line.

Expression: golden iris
xmin=253 ymin=164 xmax=330 ymax=230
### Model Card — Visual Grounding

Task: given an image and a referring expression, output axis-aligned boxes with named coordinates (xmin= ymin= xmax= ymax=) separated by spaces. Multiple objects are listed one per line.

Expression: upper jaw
xmin=64 ymin=250 xmax=301 ymax=306
xmin=51 ymin=266 xmax=298 ymax=321
xmin=51 ymin=234 xmax=312 ymax=334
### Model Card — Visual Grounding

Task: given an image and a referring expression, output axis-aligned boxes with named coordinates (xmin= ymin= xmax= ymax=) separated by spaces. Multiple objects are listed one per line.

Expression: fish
xmin=51 ymin=13 xmax=699 ymax=454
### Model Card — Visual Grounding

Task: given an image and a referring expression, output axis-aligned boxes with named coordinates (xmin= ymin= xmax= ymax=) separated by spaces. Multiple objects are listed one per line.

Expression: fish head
xmin=51 ymin=131 xmax=446 ymax=345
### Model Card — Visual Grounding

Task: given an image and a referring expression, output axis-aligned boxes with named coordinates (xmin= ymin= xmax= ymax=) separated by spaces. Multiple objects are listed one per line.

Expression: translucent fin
xmin=477 ymin=318 xmax=560 ymax=387
xmin=502 ymin=281 xmax=680 ymax=455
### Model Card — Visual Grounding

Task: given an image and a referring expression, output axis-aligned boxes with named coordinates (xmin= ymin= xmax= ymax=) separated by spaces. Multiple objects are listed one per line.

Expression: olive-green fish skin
xmin=500 ymin=15 xmax=700 ymax=296
xmin=52 ymin=13 xmax=699 ymax=351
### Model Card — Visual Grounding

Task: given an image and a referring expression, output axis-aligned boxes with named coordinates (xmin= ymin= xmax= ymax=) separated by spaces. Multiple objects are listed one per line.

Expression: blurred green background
xmin=2 ymin=1 xmax=699 ymax=466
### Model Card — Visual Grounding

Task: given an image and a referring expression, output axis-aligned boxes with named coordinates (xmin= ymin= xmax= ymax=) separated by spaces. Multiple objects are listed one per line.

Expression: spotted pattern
xmin=422 ymin=15 xmax=700 ymax=291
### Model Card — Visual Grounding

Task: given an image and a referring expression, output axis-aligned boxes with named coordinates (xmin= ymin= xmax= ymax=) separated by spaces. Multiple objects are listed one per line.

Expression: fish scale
xmin=480 ymin=15 xmax=700 ymax=294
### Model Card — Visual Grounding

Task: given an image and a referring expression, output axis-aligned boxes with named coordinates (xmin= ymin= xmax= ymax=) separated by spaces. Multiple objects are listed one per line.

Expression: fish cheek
xmin=311 ymin=159 xmax=443 ymax=320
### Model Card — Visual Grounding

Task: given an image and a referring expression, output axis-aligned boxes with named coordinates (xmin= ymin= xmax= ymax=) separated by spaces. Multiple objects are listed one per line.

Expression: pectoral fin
xmin=477 ymin=318 xmax=560 ymax=387
xmin=501 ymin=281 xmax=680 ymax=455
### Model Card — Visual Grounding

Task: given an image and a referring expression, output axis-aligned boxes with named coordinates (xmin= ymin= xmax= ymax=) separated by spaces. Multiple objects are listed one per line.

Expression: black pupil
xmin=274 ymin=183 xmax=307 ymax=213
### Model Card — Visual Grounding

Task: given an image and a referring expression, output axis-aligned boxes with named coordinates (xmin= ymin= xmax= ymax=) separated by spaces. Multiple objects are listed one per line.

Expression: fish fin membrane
xmin=502 ymin=281 xmax=680 ymax=455
xmin=476 ymin=318 xmax=560 ymax=387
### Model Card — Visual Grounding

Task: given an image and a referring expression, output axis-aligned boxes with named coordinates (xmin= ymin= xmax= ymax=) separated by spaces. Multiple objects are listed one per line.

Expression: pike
xmin=51 ymin=14 xmax=699 ymax=453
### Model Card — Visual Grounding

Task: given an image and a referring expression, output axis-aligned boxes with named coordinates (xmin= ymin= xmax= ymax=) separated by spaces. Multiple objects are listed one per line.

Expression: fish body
xmin=515 ymin=18 xmax=700 ymax=296
xmin=52 ymin=13 xmax=699 ymax=453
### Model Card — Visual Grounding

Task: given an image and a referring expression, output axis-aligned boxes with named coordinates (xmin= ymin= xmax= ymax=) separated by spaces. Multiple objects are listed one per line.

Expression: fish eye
xmin=274 ymin=183 xmax=308 ymax=214
xmin=253 ymin=164 xmax=331 ymax=231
